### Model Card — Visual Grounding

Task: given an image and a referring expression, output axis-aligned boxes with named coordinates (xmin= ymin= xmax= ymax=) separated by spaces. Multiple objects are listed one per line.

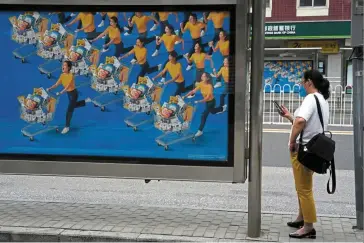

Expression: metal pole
xmin=352 ymin=46 xmax=364 ymax=230
xmin=341 ymin=50 xmax=346 ymax=87
xmin=248 ymin=0 xmax=266 ymax=238
xmin=233 ymin=0 xmax=249 ymax=183
xmin=351 ymin=0 xmax=364 ymax=230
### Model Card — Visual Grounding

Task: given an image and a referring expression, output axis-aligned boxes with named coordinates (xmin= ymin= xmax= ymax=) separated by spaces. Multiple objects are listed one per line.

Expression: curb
xmin=0 ymin=227 xmax=222 ymax=242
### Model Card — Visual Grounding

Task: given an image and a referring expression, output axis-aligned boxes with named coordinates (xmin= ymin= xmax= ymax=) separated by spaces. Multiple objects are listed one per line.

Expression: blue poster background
xmin=0 ymin=11 xmax=230 ymax=161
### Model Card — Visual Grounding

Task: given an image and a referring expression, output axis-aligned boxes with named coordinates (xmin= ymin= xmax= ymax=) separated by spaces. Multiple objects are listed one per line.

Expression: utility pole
xmin=247 ymin=0 xmax=266 ymax=238
xmin=351 ymin=0 xmax=363 ymax=231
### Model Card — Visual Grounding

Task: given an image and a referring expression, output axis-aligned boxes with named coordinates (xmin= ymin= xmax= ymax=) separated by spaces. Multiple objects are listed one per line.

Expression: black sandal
xmin=287 ymin=220 xmax=304 ymax=228
xmin=289 ymin=228 xmax=316 ymax=239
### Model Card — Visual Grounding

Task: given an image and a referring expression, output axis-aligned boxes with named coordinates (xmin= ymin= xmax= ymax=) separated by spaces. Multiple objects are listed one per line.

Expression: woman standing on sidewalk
xmin=279 ymin=69 xmax=330 ymax=239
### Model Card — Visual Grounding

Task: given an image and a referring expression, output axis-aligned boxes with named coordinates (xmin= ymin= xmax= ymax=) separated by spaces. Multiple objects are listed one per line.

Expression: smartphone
xmin=273 ymin=101 xmax=284 ymax=115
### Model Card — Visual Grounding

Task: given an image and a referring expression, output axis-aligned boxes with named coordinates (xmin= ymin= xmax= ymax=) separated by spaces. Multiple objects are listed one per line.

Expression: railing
xmin=246 ymin=84 xmax=353 ymax=127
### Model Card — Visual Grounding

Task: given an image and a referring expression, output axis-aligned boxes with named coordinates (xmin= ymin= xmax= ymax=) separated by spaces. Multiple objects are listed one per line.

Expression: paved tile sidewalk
xmin=0 ymin=200 xmax=362 ymax=242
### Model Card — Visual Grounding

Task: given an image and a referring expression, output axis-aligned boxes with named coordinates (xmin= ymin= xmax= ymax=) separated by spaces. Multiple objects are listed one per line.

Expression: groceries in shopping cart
xmin=90 ymin=56 xmax=133 ymax=112
xmin=122 ymin=76 xmax=158 ymax=113
xmin=123 ymin=76 xmax=164 ymax=131
xmin=64 ymin=39 xmax=100 ymax=76
xmin=37 ymin=23 xmax=72 ymax=61
xmin=154 ymin=95 xmax=196 ymax=150
xmin=18 ymin=87 xmax=56 ymax=124
xmin=10 ymin=12 xmax=41 ymax=45
xmin=153 ymin=95 xmax=190 ymax=133
xmin=90 ymin=56 xmax=127 ymax=93
xmin=10 ymin=12 xmax=51 ymax=63
xmin=18 ymin=87 xmax=59 ymax=141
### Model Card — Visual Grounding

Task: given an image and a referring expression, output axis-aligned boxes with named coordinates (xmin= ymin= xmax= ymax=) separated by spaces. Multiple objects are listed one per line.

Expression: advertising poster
xmin=263 ymin=60 xmax=313 ymax=93
xmin=0 ymin=10 xmax=233 ymax=164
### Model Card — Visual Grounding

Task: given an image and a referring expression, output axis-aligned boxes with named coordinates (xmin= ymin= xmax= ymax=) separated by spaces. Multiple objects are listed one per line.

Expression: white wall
xmin=327 ymin=54 xmax=342 ymax=78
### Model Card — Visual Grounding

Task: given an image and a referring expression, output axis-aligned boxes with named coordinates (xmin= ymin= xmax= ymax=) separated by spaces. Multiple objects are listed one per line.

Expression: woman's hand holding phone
xmin=280 ymin=105 xmax=290 ymax=118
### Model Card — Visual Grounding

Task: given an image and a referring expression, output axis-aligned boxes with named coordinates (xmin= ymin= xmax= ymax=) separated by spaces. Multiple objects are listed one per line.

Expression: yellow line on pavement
xmin=263 ymin=128 xmax=353 ymax=135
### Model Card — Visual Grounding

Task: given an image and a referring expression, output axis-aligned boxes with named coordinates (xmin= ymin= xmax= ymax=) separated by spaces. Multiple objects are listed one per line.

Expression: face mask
xmin=299 ymin=84 xmax=307 ymax=98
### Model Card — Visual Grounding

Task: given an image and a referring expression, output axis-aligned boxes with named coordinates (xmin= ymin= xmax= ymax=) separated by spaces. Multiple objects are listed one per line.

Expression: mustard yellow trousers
xmin=291 ymin=152 xmax=317 ymax=223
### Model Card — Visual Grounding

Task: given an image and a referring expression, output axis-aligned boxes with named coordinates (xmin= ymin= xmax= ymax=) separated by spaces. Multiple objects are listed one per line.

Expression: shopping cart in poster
xmin=37 ymin=23 xmax=75 ymax=79
xmin=10 ymin=12 xmax=50 ymax=63
xmin=154 ymin=96 xmax=196 ymax=151
xmin=90 ymin=56 xmax=134 ymax=111
xmin=39 ymin=38 xmax=100 ymax=78
xmin=122 ymin=76 xmax=164 ymax=131
xmin=18 ymin=87 xmax=59 ymax=141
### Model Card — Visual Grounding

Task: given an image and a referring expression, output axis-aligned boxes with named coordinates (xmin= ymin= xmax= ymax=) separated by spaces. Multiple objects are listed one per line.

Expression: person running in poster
xmin=183 ymin=72 xmax=227 ymax=138
xmin=204 ymin=12 xmax=229 ymax=44
xmin=152 ymin=25 xmax=184 ymax=82
xmin=150 ymin=12 xmax=178 ymax=36
xmin=152 ymin=51 xmax=186 ymax=96
xmin=209 ymin=30 xmax=229 ymax=84
xmin=119 ymin=38 xmax=162 ymax=81
xmin=91 ymin=16 xmax=133 ymax=55
xmin=184 ymin=43 xmax=213 ymax=98
xmin=180 ymin=13 xmax=208 ymax=59
xmin=124 ymin=12 xmax=159 ymax=46
xmin=47 ymin=61 xmax=91 ymax=134
xmin=213 ymin=57 xmax=230 ymax=107
xmin=97 ymin=12 xmax=124 ymax=28
xmin=66 ymin=12 xmax=99 ymax=40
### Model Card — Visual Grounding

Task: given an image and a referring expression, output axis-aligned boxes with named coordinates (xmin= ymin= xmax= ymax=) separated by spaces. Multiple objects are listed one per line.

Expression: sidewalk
xmin=0 ymin=200 xmax=362 ymax=242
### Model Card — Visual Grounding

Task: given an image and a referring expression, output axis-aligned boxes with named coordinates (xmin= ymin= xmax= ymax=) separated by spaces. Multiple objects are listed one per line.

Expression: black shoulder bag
xmin=297 ymin=95 xmax=336 ymax=194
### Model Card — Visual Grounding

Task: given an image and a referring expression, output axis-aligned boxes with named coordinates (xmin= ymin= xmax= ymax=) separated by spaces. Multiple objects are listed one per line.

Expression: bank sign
xmin=259 ymin=21 xmax=351 ymax=39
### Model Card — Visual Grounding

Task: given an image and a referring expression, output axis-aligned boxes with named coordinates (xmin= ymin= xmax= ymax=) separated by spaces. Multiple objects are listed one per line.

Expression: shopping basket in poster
xmin=154 ymin=95 xmax=196 ymax=151
xmin=122 ymin=76 xmax=164 ymax=131
xmin=37 ymin=23 xmax=75 ymax=79
xmin=10 ymin=12 xmax=50 ymax=63
xmin=40 ymin=39 xmax=100 ymax=77
xmin=18 ymin=87 xmax=59 ymax=141
xmin=90 ymin=56 xmax=134 ymax=111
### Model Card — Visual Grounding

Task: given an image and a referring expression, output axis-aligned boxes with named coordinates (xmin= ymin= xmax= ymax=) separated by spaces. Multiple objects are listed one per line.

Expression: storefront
xmin=262 ymin=21 xmax=351 ymax=86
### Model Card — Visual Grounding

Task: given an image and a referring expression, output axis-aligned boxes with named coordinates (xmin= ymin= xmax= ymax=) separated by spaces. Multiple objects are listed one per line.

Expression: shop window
xmin=296 ymin=0 xmax=329 ymax=17
xmin=318 ymin=60 xmax=326 ymax=76
xmin=299 ymin=0 xmax=326 ymax=7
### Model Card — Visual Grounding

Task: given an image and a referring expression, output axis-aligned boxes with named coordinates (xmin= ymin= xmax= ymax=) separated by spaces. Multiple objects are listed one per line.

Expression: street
xmin=263 ymin=126 xmax=354 ymax=170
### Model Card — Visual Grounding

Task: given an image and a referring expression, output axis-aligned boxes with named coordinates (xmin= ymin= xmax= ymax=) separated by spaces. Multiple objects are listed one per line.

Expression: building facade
xmin=263 ymin=0 xmax=352 ymax=85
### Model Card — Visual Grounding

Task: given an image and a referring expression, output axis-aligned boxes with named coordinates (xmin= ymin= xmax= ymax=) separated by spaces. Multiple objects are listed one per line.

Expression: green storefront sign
xmin=251 ymin=21 xmax=351 ymax=39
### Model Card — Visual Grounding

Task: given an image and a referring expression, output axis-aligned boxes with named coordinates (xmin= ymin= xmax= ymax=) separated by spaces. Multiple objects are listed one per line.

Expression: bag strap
xmin=313 ymin=94 xmax=336 ymax=194
xmin=299 ymin=94 xmax=323 ymax=144
xmin=327 ymin=157 xmax=336 ymax=194
xmin=313 ymin=94 xmax=324 ymax=133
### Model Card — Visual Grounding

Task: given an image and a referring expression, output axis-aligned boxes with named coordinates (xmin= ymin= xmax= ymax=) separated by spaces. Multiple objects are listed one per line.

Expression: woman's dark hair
xmin=110 ymin=16 xmax=121 ymax=30
xmin=190 ymin=13 xmax=197 ymax=20
xmin=64 ymin=60 xmax=72 ymax=71
xmin=220 ymin=30 xmax=229 ymax=41
xmin=303 ymin=69 xmax=330 ymax=100
xmin=194 ymin=42 xmax=205 ymax=53
xmin=165 ymin=24 xmax=174 ymax=33
xmin=203 ymin=72 xmax=212 ymax=84
xmin=169 ymin=50 xmax=178 ymax=59
xmin=136 ymin=37 xmax=145 ymax=45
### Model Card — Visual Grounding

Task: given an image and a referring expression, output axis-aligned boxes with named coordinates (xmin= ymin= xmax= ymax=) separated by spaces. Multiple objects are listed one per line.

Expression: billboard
xmin=0 ymin=6 xmax=236 ymax=168
xmin=263 ymin=60 xmax=313 ymax=93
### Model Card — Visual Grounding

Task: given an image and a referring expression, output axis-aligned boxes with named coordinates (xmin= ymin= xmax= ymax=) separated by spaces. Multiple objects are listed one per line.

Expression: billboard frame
xmin=0 ymin=0 xmax=249 ymax=183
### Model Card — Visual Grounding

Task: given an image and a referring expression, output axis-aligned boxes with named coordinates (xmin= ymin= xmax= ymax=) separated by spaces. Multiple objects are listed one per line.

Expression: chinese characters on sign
xmin=265 ymin=24 xmax=296 ymax=35
xmin=287 ymin=40 xmax=340 ymax=54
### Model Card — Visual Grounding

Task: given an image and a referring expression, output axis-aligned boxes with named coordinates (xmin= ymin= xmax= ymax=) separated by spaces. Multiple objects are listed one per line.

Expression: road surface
xmin=262 ymin=126 xmax=354 ymax=170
